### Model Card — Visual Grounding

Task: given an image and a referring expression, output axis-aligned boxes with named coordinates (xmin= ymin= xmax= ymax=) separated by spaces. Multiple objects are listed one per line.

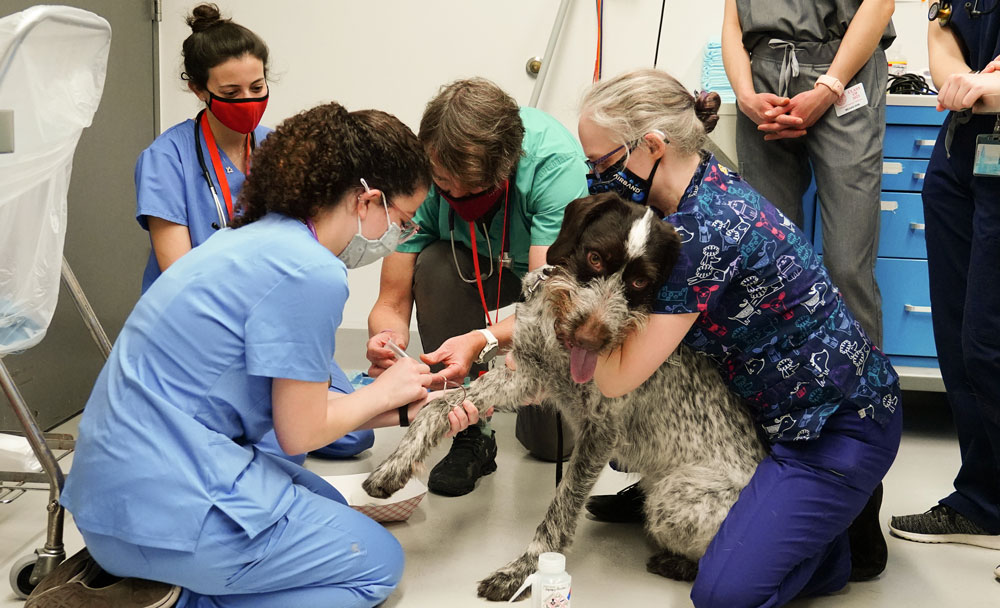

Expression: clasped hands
xmin=739 ymin=85 xmax=840 ymax=141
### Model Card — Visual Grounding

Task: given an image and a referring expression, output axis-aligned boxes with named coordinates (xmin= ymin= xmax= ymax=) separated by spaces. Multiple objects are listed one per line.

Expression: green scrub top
xmin=397 ymin=107 xmax=588 ymax=279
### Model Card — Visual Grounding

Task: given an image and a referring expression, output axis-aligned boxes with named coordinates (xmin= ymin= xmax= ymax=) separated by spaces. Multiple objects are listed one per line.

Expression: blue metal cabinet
xmin=879 ymin=100 xmax=944 ymax=360
xmin=810 ymin=97 xmax=944 ymax=384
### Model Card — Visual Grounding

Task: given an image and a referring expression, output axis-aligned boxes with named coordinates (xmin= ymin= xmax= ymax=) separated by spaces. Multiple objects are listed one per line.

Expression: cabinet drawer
xmin=883 ymin=125 xmax=940 ymax=159
xmin=885 ymin=104 xmax=947 ymax=126
xmin=810 ymin=192 xmax=927 ymax=258
xmin=879 ymin=193 xmax=927 ymax=258
xmin=882 ymin=158 xmax=929 ymax=191
xmin=876 ymin=258 xmax=937 ymax=357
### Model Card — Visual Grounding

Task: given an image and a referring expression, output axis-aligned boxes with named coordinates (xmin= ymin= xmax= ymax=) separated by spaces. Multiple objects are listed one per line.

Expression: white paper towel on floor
xmin=0 ymin=433 xmax=43 ymax=472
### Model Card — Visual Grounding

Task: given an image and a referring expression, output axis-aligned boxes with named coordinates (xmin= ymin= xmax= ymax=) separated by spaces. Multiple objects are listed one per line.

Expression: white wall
xmin=159 ymin=0 xmax=933 ymax=331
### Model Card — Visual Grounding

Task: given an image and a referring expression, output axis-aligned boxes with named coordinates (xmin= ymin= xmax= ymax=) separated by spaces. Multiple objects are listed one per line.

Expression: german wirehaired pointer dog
xmin=363 ymin=193 xmax=767 ymax=600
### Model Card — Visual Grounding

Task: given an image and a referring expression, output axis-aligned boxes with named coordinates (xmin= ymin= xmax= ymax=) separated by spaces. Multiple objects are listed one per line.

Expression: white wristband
xmin=815 ymin=74 xmax=844 ymax=97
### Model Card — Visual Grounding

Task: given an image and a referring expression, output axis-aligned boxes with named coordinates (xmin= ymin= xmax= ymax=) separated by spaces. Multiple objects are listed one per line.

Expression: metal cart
xmin=0 ymin=6 xmax=111 ymax=599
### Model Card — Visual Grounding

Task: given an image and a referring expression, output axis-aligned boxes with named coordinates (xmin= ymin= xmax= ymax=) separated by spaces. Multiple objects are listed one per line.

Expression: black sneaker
xmin=848 ymin=483 xmax=887 ymax=581
xmin=585 ymin=482 xmax=646 ymax=523
xmin=427 ymin=428 xmax=497 ymax=497
xmin=889 ymin=504 xmax=1000 ymax=549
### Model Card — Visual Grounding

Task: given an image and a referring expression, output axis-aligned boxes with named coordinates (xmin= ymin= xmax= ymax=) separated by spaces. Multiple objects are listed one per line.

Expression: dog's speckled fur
xmin=364 ymin=195 xmax=767 ymax=601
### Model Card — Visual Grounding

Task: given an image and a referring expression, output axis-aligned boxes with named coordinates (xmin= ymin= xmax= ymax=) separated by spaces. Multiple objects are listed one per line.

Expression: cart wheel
xmin=9 ymin=554 xmax=38 ymax=599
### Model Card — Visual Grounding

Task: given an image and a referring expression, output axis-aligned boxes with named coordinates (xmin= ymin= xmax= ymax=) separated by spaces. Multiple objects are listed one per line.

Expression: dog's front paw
xmin=362 ymin=459 xmax=411 ymax=499
xmin=477 ymin=555 xmax=536 ymax=602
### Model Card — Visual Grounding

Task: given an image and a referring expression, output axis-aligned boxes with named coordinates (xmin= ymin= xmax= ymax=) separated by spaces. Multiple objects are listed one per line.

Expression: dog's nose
xmin=572 ymin=316 xmax=610 ymax=353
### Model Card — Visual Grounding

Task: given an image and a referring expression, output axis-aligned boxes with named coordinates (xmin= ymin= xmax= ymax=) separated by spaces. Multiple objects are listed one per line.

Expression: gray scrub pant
xmin=413 ymin=240 xmax=574 ymax=461
xmin=736 ymin=44 xmax=886 ymax=347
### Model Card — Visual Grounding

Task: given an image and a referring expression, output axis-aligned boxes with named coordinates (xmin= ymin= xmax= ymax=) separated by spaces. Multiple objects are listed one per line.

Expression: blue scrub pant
xmin=922 ymin=114 xmax=1000 ymax=534
xmin=691 ymin=404 xmax=902 ymax=608
xmin=81 ymin=456 xmax=403 ymax=608
xmin=257 ymin=429 xmax=375 ymax=466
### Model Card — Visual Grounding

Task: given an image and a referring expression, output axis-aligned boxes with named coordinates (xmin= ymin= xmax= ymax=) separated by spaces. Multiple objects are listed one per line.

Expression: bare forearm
xmin=368 ymin=300 xmax=412 ymax=345
xmin=827 ymin=0 xmax=894 ymax=85
xmin=929 ymin=22 xmax=972 ymax=89
xmin=722 ymin=0 xmax=754 ymax=99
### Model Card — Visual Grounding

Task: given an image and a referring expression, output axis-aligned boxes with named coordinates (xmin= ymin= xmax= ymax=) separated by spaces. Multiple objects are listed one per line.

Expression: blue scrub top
xmin=62 ymin=213 xmax=348 ymax=551
xmin=134 ymin=118 xmax=272 ymax=292
xmin=655 ymin=155 xmax=899 ymax=442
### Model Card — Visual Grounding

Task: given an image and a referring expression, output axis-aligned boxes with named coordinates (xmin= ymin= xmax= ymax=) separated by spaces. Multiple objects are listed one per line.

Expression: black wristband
xmin=398 ymin=405 xmax=409 ymax=427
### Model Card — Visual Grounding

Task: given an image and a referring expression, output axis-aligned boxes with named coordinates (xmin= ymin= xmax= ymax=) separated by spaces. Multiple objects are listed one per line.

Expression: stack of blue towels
xmin=702 ymin=38 xmax=736 ymax=103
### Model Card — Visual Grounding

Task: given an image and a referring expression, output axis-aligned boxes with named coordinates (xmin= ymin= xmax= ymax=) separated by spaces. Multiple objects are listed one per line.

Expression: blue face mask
xmin=587 ymin=158 xmax=660 ymax=204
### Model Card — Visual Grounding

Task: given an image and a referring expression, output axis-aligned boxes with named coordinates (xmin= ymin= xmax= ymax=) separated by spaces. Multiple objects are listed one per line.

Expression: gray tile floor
xmin=2 ymin=392 xmax=998 ymax=606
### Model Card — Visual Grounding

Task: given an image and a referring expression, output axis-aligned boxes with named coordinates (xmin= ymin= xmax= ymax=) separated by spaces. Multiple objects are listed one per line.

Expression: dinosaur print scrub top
xmin=654 ymin=154 xmax=899 ymax=443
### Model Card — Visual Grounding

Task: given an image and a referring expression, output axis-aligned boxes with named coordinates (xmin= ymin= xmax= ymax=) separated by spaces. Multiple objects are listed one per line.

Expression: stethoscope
xmin=194 ymin=108 xmax=255 ymax=230
xmin=929 ymin=0 xmax=997 ymax=24
xmin=447 ymin=200 xmax=512 ymax=284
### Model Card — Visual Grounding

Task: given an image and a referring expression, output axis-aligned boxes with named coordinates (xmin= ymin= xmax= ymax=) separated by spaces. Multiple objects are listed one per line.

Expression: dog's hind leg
xmin=364 ymin=365 xmax=543 ymax=498
xmin=642 ymin=464 xmax=746 ymax=580
xmin=477 ymin=418 xmax=617 ymax=601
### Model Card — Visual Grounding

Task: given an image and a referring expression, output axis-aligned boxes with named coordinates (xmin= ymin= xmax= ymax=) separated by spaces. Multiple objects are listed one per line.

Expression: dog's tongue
xmin=569 ymin=346 xmax=599 ymax=384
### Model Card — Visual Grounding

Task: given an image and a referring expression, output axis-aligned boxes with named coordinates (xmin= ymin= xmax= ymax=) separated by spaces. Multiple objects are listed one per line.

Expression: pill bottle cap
xmin=538 ymin=552 xmax=565 ymax=573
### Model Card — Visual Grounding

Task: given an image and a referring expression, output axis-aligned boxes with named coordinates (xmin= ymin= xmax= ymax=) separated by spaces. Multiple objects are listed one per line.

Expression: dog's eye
xmin=630 ymin=277 xmax=650 ymax=290
xmin=587 ymin=251 xmax=603 ymax=271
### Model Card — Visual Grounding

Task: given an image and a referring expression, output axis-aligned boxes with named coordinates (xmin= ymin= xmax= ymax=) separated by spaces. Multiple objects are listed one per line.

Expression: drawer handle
xmin=909 ymin=222 xmax=926 ymax=231
xmin=915 ymin=139 xmax=936 ymax=146
xmin=904 ymin=304 xmax=932 ymax=314
xmin=913 ymin=172 xmax=926 ymax=180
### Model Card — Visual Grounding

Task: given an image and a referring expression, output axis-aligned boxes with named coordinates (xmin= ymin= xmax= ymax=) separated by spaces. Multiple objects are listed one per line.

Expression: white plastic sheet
xmin=0 ymin=6 xmax=110 ymax=354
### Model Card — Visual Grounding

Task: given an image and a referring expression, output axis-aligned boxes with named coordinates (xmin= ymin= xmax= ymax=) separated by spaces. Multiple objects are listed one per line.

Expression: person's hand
xmin=981 ymin=54 xmax=1000 ymax=74
xmin=366 ymin=330 xmax=404 ymax=378
xmin=936 ymin=71 xmax=1000 ymax=111
xmin=764 ymin=87 xmax=838 ymax=141
xmin=420 ymin=331 xmax=483 ymax=383
xmin=737 ymin=92 xmax=792 ymax=125
xmin=372 ymin=356 xmax=432 ymax=409
xmin=400 ymin=389 xmax=494 ymax=436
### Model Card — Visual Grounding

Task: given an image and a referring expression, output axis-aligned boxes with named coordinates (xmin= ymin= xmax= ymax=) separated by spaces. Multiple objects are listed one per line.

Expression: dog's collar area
xmin=525 ymin=265 xmax=554 ymax=298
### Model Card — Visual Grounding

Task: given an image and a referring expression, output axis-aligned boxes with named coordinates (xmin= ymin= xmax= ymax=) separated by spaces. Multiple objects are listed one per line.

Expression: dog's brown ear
xmin=547 ymin=193 xmax=624 ymax=266
xmin=651 ymin=218 xmax=683 ymax=280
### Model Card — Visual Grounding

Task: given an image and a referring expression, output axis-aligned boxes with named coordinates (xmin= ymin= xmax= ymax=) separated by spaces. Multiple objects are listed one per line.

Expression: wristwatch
xmin=815 ymin=74 xmax=844 ymax=98
xmin=474 ymin=328 xmax=499 ymax=364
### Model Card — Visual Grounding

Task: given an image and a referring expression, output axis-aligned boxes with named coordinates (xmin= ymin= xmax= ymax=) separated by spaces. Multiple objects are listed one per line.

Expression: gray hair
xmin=581 ymin=69 xmax=720 ymax=155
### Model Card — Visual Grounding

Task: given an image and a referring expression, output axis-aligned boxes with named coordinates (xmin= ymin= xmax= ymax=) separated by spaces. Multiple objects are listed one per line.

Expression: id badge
xmin=973 ymin=134 xmax=1000 ymax=177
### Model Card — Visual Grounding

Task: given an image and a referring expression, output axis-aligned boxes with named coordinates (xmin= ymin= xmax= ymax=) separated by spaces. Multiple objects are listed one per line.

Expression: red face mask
xmin=440 ymin=180 xmax=508 ymax=222
xmin=208 ymin=91 xmax=268 ymax=134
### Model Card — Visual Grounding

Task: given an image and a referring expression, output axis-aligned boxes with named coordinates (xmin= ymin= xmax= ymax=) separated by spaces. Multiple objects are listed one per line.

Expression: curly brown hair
xmin=231 ymin=102 xmax=430 ymax=227
xmin=418 ymin=77 xmax=524 ymax=189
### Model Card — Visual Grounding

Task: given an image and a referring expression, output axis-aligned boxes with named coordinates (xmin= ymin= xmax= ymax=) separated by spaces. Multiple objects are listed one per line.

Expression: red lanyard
xmin=467 ymin=182 xmax=510 ymax=326
xmin=199 ymin=111 xmax=251 ymax=221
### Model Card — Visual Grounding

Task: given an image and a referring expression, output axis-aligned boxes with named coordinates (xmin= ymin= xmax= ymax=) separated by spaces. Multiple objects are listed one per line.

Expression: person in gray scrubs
xmin=721 ymin=0 xmax=895 ymax=347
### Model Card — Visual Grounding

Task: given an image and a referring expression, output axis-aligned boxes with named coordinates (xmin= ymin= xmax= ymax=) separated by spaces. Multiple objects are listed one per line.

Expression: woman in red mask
xmin=135 ymin=2 xmax=270 ymax=293
xmin=134 ymin=3 xmax=373 ymax=462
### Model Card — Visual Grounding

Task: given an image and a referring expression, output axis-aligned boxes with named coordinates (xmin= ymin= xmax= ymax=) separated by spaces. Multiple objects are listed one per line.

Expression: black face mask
xmin=587 ymin=158 xmax=660 ymax=204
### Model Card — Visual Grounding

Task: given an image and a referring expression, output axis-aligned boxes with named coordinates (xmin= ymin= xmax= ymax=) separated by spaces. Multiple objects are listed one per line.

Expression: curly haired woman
xmin=50 ymin=102 xmax=483 ymax=608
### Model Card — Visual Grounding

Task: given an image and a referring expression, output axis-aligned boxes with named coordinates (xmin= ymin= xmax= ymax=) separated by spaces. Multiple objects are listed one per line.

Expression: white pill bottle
xmin=509 ymin=552 xmax=571 ymax=607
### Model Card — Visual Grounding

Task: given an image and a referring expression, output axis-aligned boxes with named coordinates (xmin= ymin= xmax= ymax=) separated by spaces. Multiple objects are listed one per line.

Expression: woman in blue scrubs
xmin=136 ymin=3 xmax=372 ymax=460
xmin=136 ymin=3 xmax=270 ymax=293
xmin=56 ymin=102 xmax=481 ymax=608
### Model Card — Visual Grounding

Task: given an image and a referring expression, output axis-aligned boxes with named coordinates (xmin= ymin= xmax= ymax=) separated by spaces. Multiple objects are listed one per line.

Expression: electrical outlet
xmin=0 ymin=109 xmax=13 ymax=153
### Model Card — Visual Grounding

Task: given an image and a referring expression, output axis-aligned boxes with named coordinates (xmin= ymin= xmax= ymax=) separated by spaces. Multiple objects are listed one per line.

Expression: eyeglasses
xmin=585 ymin=141 xmax=637 ymax=182
xmin=360 ymin=178 xmax=420 ymax=243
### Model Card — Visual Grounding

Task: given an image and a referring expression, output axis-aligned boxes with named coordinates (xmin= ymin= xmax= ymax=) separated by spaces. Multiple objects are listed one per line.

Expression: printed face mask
xmin=208 ymin=91 xmax=269 ymax=134
xmin=588 ymin=158 xmax=661 ymax=204
xmin=337 ymin=180 xmax=403 ymax=269
xmin=440 ymin=181 xmax=507 ymax=222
